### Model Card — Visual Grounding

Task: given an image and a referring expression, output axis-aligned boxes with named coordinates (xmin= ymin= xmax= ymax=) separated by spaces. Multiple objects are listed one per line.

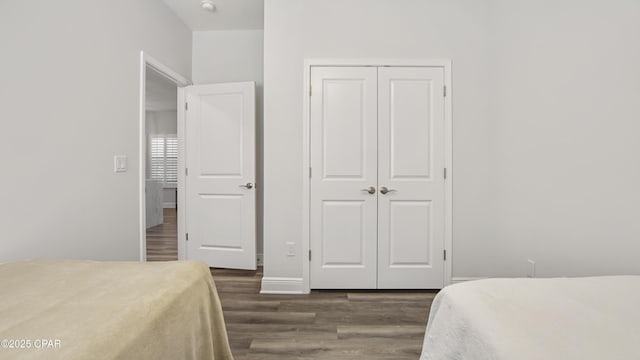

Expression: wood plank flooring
xmin=146 ymin=208 xmax=437 ymax=358
xmin=146 ymin=208 xmax=178 ymax=261
xmin=212 ymin=268 xmax=438 ymax=360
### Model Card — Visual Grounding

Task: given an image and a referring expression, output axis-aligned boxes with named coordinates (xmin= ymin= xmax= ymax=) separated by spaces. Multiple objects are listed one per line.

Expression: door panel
xmin=198 ymin=93 xmax=244 ymax=176
xmin=186 ymin=82 xmax=256 ymax=270
xmin=194 ymin=195 xmax=243 ymax=249
xmin=378 ymin=67 xmax=445 ymax=289
xmin=322 ymin=80 xmax=367 ymax=179
xmin=388 ymin=80 xmax=433 ymax=179
xmin=388 ymin=200 xmax=432 ymax=265
xmin=321 ymin=201 xmax=366 ymax=265
xmin=310 ymin=67 xmax=378 ymax=289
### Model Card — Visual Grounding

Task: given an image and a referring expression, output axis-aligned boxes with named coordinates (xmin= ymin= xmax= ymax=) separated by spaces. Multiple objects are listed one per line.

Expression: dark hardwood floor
xmin=146 ymin=208 xmax=178 ymax=261
xmin=146 ymin=208 xmax=436 ymax=359
xmin=212 ymin=267 xmax=437 ymax=360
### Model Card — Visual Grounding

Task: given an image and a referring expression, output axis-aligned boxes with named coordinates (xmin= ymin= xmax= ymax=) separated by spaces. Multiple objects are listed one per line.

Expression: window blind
xmin=150 ymin=135 xmax=178 ymax=186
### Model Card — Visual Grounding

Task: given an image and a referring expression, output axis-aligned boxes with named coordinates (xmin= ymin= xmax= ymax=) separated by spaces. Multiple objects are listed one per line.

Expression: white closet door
xmin=309 ymin=67 xmax=378 ymax=289
xmin=377 ymin=67 xmax=445 ymax=289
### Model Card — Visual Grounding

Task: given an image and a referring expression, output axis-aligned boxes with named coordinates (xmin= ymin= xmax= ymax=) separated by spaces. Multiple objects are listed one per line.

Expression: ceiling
xmin=146 ymin=67 xmax=177 ymax=112
xmin=162 ymin=0 xmax=264 ymax=31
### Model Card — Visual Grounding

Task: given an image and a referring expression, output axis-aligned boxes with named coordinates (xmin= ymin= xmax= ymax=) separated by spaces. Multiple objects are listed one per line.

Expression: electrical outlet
xmin=527 ymin=259 xmax=536 ymax=278
xmin=256 ymin=253 xmax=264 ymax=266
xmin=286 ymin=242 xmax=296 ymax=257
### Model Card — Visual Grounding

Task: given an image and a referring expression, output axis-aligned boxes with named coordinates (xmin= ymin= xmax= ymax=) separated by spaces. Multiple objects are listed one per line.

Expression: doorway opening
xmin=145 ymin=67 xmax=178 ymax=261
xmin=138 ymin=52 xmax=190 ymax=261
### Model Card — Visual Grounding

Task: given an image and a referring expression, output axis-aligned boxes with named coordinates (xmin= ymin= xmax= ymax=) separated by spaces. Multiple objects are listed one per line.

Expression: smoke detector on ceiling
xmin=200 ymin=0 xmax=216 ymax=12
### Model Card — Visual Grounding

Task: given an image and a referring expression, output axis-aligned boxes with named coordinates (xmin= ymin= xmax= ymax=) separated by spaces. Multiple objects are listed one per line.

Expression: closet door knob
xmin=361 ymin=186 xmax=376 ymax=194
xmin=380 ymin=187 xmax=396 ymax=195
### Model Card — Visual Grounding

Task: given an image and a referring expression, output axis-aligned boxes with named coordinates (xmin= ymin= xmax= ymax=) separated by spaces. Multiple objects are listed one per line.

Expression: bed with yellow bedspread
xmin=0 ymin=259 xmax=233 ymax=360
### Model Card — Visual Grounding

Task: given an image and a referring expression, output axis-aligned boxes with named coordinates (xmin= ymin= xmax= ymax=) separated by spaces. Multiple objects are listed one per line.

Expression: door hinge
xmin=443 ymin=249 xmax=447 ymax=261
xmin=444 ymin=168 xmax=447 ymax=179
xmin=443 ymin=86 xmax=447 ymax=97
xmin=309 ymin=85 xmax=312 ymax=96
xmin=309 ymin=250 xmax=312 ymax=261
xmin=185 ymin=168 xmax=189 ymax=176
xmin=309 ymin=167 xmax=312 ymax=178
xmin=185 ymin=102 xmax=189 ymax=111
xmin=186 ymin=233 xmax=189 ymax=241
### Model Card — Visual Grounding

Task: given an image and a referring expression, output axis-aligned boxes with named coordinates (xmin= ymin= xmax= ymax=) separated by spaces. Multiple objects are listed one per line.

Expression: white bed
xmin=420 ymin=276 xmax=640 ymax=360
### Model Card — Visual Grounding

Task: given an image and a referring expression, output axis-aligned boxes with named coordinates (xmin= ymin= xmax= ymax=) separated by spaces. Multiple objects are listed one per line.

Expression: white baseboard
xmin=260 ymin=277 xmax=306 ymax=294
xmin=451 ymin=277 xmax=487 ymax=284
xmin=163 ymin=202 xmax=176 ymax=208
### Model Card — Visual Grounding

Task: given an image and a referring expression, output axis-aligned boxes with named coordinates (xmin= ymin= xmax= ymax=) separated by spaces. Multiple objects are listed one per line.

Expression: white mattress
xmin=420 ymin=276 xmax=640 ymax=360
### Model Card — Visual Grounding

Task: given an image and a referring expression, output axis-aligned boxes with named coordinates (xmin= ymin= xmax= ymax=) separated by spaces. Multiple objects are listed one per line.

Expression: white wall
xmin=263 ymin=0 xmax=640 ymax=282
xmin=263 ymin=0 xmax=492 ymax=282
xmin=192 ymin=30 xmax=265 ymax=255
xmin=162 ymin=188 xmax=177 ymax=208
xmin=485 ymin=0 xmax=640 ymax=277
xmin=192 ymin=30 xmax=264 ymax=86
xmin=0 ymin=0 xmax=191 ymax=262
xmin=146 ymin=111 xmax=178 ymax=136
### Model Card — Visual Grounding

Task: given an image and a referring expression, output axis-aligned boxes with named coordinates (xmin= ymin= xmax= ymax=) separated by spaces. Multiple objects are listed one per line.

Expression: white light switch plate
xmin=114 ymin=155 xmax=128 ymax=173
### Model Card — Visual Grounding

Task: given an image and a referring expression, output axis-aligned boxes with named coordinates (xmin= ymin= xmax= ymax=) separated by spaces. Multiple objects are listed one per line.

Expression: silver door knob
xmin=380 ymin=186 xmax=396 ymax=195
xmin=239 ymin=182 xmax=254 ymax=189
xmin=361 ymin=186 xmax=376 ymax=194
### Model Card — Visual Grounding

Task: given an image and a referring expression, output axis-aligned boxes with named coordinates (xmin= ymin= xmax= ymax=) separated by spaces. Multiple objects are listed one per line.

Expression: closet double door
xmin=310 ymin=66 xmax=446 ymax=289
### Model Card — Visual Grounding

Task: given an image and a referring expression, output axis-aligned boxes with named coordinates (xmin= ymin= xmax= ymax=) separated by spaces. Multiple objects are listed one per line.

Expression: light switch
xmin=114 ymin=155 xmax=128 ymax=173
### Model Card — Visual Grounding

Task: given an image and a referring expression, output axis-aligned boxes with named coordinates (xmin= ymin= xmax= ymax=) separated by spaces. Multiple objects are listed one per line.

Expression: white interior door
xmin=185 ymin=82 xmax=256 ymax=270
xmin=377 ymin=67 xmax=445 ymax=289
xmin=309 ymin=67 xmax=378 ymax=288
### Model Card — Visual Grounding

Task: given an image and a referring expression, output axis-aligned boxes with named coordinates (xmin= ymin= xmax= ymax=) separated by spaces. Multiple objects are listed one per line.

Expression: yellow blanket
xmin=0 ymin=259 xmax=233 ymax=360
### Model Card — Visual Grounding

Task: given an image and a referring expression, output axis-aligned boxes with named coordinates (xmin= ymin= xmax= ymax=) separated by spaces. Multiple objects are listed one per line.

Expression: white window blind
xmin=150 ymin=135 xmax=178 ymax=186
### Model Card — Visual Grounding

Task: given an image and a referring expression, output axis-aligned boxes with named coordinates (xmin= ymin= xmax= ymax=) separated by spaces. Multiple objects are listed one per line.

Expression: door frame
xmin=302 ymin=59 xmax=453 ymax=292
xmin=138 ymin=51 xmax=191 ymax=261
